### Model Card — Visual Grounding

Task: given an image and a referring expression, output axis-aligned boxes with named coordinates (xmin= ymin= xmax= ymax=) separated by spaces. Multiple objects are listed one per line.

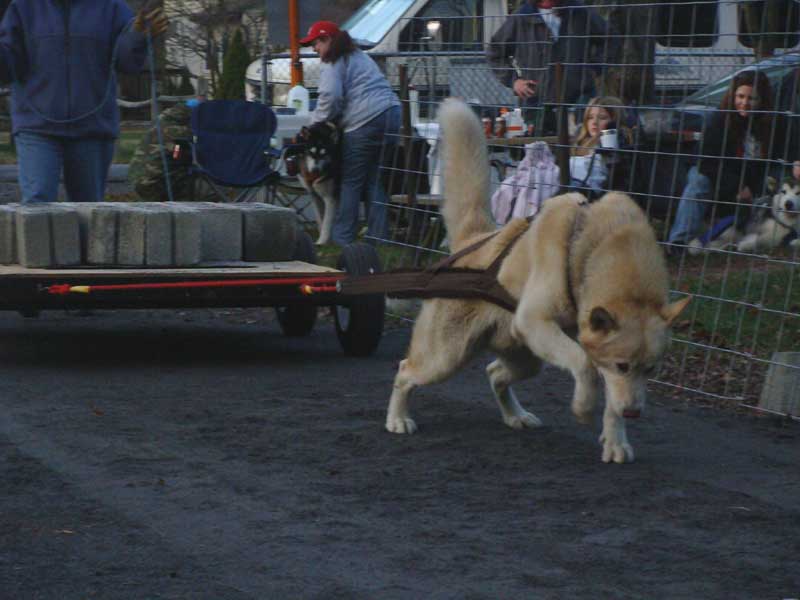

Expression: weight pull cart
xmin=0 ymin=233 xmax=386 ymax=358
xmin=5 ymin=221 xmax=526 ymax=357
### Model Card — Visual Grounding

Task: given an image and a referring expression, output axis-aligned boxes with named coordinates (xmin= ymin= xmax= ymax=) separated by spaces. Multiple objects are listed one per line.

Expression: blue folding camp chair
xmin=188 ymin=99 xmax=281 ymax=203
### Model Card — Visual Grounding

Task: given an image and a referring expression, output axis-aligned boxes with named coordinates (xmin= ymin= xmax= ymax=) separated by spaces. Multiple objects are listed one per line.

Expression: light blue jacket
xmin=311 ymin=49 xmax=400 ymax=133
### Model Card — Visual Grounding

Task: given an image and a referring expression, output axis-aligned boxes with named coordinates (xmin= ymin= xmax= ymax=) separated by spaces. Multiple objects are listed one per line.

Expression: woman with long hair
xmin=569 ymin=96 xmax=633 ymax=198
xmin=668 ymin=69 xmax=794 ymax=248
xmin=300 ymin=21 xmax=401 ymax=246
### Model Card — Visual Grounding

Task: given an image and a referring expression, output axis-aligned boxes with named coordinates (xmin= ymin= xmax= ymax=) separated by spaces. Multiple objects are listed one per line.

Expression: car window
xmin=398 ymin=0 xmax=484 ymax=52
xmin=738 ymin=1 xmax=800 ymax=50
xmin=683 ymin=62 xmax=800 ymax=108
xmin=343 ymin=0 xmax=416 ymax=46
xmin=657 ymin=0 xmax=718 ymax=48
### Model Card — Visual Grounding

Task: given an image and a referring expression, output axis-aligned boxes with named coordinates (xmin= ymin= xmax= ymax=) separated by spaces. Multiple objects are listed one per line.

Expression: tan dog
xmin=386 ymin=98 xmax=691 ymax=463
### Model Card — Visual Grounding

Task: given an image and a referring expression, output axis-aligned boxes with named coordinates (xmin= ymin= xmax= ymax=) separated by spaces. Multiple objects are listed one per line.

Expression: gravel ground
xmin=0 ymin=307 xmax=798 ymax=599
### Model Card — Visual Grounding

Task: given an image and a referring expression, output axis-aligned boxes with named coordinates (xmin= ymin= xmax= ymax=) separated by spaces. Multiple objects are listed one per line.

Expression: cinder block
xmin=187 ymin=202 xmax=243 ymax=262
xmin=117 ymin=206 xmax=148 ymax=266
xmin=141 ymin=205 xmax=173 ymax=267
xmin=0 ymin=205 xmax=17 ymax=264
xmin=760 ymin=352 xmax=800 ymax=417
xmin=165 ymin=203 xmax=202 ymax=266
xmin=84 ymin=204 xmax=121 ymax=265
xmin=15 ymin=204 xmax=81 ymax=267
xmin=240 ymin=203 xmax=297 ymax=261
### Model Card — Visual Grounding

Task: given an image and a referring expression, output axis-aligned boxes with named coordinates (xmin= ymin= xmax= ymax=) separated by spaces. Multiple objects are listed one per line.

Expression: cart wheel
xmin=275 ymin=230 xmax=318 ymax=337
xmin=334 ymin=243 xmax=385 ymax=356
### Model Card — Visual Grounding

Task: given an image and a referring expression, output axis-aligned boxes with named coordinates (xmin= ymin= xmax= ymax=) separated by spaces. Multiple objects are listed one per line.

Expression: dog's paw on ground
xmin=599 ymin=432 xmax=635 ymax=463
xmin=503 ymin=411 xmax=543 ymax=430
xmin=385 ymin=417 xmax=418 ymax=434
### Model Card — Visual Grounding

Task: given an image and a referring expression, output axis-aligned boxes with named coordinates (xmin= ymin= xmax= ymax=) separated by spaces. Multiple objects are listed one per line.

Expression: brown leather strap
xmin=339 ymin=267 xmax=518 ymax=312
xmin=340 ymin=218 xmax=535 ymax=313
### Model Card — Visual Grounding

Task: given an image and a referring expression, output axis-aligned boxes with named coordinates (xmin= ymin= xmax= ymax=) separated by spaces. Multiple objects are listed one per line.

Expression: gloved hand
xmin=133 ymin=5 xmax=169 ymax=37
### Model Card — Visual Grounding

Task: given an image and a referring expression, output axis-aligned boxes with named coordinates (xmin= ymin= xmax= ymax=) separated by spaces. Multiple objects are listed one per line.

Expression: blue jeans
xmin=668 ymin=166 xmax=711 ymax=244
xmin=15 ymin=132 xmax=115 ymax=203
xmin=334 ymin=105 xmax=401 ymax=246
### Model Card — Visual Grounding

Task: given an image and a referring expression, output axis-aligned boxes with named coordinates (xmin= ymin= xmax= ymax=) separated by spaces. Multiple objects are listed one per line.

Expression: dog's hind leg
xmin=487 ymin=347 xmax=543 ymax=430
xmin=386 ymin=301 xmax=485 ymax=434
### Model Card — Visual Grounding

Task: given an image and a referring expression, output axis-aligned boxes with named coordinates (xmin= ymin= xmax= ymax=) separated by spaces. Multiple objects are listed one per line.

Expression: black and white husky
xmin=689 ymin=177 xmax=800 ymax=255
xmin=296 ymin=121 xmax=340 ymax=245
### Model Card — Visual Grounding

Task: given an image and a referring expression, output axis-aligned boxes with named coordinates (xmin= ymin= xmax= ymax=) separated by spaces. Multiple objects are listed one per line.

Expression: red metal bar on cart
xmin=44 ymin=275 xmax=345 ymax=296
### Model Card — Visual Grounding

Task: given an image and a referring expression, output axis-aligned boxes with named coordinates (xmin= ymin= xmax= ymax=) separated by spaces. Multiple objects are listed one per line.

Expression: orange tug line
xmin=44 ymin=275 xmax=347 ymax=297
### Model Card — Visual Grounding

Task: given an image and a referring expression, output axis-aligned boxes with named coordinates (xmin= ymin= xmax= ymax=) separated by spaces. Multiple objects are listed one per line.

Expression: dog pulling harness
xmin=340 ymin=220 xmax=531 ymax=312
xmin=341 ymin=201 xmax=591 ymax=312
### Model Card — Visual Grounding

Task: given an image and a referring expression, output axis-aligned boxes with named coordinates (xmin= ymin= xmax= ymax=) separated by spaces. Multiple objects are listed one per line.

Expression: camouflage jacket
xmin=127 ymin=103 xmax=196 ymax=202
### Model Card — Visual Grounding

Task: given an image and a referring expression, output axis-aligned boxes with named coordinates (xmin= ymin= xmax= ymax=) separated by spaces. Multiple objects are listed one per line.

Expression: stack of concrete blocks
xmin=0 ymin=202 xmax=298 ymax=268
xmin=78 ymin=203 xmax=203 ymax=267
xmin=10 ymin=204 xmax=82 ymax=268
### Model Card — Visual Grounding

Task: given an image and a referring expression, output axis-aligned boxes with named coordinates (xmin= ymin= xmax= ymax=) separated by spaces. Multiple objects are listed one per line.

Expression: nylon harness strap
xmin=340 ymin=218 xmax=533 ymax=312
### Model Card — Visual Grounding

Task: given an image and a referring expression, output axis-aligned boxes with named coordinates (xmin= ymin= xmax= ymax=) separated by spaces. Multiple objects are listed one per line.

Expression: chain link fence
xmin=269 ymin=1 xmax=800 ymax=418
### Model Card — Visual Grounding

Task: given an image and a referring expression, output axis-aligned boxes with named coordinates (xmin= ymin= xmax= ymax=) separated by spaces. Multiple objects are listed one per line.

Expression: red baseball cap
xmin=299 ymin=21 xmax=340 ymax=46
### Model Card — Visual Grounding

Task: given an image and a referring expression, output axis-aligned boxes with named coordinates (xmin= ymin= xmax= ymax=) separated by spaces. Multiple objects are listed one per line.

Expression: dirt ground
xmin=1 ymin=307 xmax=799 ymax=599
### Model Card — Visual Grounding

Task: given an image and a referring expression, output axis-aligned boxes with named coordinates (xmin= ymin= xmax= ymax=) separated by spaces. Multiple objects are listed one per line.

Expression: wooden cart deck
xmin=0 ymin=261 xmax=339 ymax=278
xmin=0 ymin=261 xmax=344 ymax=311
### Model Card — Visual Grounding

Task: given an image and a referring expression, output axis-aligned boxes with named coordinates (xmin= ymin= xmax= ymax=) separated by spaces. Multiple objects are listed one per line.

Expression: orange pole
xmin=288 ymin=0 xmax=304 ymax=86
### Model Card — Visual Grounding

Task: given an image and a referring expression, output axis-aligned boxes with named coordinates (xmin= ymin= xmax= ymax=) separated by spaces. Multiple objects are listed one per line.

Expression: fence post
xmin=399 ymin=64 xmax=418 ymax=207
xmin=554 ymin=62 xmax=570 ymax=189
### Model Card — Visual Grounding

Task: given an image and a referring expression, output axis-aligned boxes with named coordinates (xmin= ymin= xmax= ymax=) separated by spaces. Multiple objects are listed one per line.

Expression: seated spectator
xmin=569 ymin=96 xmax=633 ymax=199
xmin=128 ymin=91 xmax=210 ymax=202
xmin=668 ymin=69 xmax=797 ymax=248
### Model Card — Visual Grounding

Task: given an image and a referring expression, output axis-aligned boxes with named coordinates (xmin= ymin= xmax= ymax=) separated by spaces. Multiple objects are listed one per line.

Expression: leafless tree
xmin=164 ymin=0 xmax=267 ymax=96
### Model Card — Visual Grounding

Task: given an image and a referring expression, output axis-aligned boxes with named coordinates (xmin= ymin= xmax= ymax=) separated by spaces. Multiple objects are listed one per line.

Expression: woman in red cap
xmin=300 ymin=20 xmax=401 ymax=246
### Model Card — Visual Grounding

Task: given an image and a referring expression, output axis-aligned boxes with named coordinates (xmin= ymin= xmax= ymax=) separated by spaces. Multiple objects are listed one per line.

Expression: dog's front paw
xmin=386 ymin=416 xmax=418 ymax=434
xmin=503 ymin=411 xmax=542 ymax=430
xmin=599 ymin=431 xmax=635 ymax=464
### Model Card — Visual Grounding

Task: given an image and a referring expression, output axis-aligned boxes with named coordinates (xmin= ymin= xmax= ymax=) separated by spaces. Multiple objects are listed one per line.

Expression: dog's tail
xmin=438 ymin=98 xmax=494 ymax=247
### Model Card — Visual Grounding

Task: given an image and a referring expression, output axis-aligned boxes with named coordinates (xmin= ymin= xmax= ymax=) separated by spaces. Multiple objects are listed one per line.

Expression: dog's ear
xmin=661 ymin=295 xmax=692 ymax=326
xmin=589 ymin=306 xmax=617 ymax=333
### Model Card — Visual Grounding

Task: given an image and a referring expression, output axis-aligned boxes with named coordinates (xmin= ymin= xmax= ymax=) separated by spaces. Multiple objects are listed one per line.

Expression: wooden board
xmin=0 ymin=261 xmax=340 ymax=279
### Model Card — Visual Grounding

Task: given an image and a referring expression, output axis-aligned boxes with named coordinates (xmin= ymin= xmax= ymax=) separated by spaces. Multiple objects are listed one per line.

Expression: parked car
xmin=628 ymin=52 xmax=800 ymax=220
xmin=640 ymin=52 xmax=800 ymax=141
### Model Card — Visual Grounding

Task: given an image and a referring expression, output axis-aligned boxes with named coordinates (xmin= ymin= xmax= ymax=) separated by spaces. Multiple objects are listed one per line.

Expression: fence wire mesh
xmin=273 ymin=0 xmax=800 ymax=417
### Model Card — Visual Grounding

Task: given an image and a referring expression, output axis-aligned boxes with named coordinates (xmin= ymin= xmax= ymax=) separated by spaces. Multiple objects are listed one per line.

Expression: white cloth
xmin=491 ymin=142 xmax=560 ymax=225
xmin=569 ymin=152 xmax=608 ymax=193
xmin=538 ymin=8 xmax=562 ymax=40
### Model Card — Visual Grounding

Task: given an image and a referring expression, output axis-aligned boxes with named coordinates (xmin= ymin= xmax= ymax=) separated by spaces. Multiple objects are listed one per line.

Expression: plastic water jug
xmin=287 ymin=84 xmax=310 ymax=115
xmin=506 ymin=108 xmax=524 ymax=138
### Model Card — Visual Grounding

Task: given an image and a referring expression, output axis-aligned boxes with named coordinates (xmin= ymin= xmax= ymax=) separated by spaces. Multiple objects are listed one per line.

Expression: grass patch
xmin=659 ymin=251 xmax=800 ymax=406
xmin=672 ymin=253 xmax=800 ymax=359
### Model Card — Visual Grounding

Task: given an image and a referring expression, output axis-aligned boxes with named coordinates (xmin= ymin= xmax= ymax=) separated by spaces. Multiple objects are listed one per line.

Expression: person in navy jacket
xmin=0 ymin=0 xmax=167 ymax=203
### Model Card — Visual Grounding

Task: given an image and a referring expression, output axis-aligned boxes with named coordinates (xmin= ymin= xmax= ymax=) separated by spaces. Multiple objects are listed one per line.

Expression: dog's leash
xmin=340 ymin=218 xmax=534 ymax=312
